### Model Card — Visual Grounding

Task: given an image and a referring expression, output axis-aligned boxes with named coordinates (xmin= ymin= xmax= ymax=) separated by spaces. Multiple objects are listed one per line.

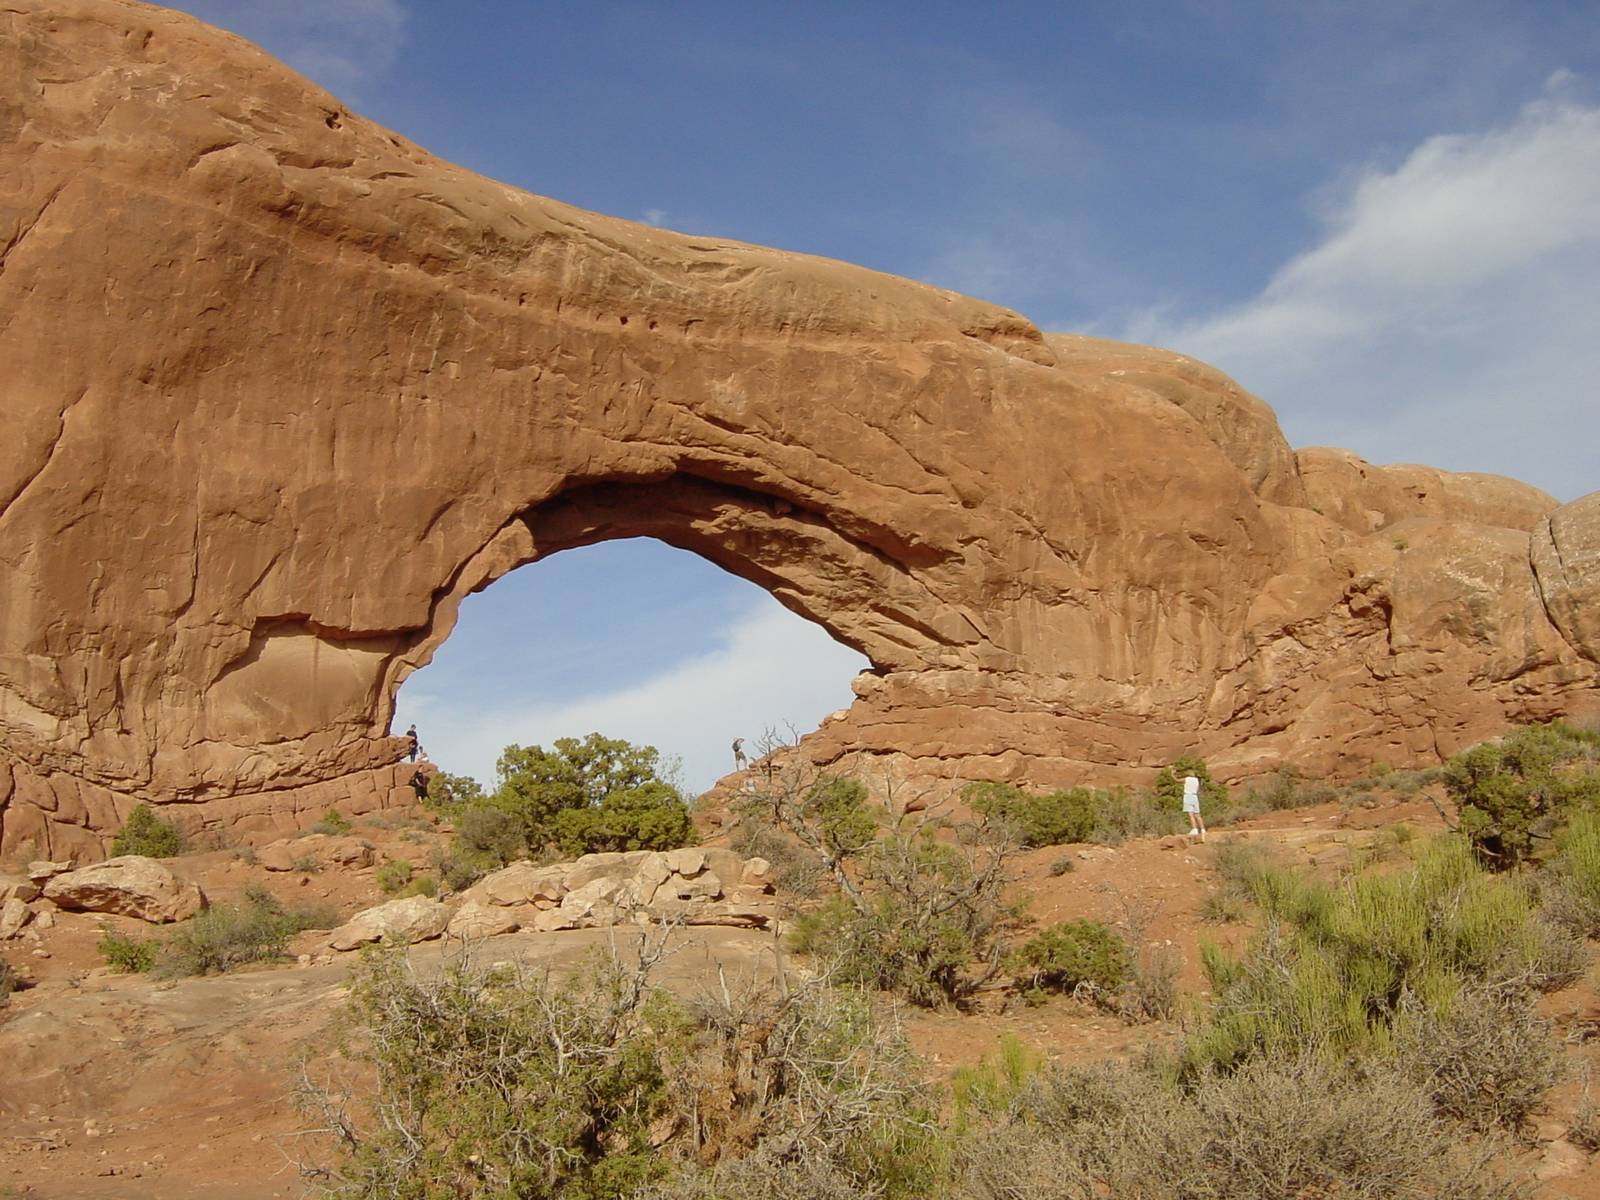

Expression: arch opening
xmin=391 ymin=536 xmax=871 ymax=794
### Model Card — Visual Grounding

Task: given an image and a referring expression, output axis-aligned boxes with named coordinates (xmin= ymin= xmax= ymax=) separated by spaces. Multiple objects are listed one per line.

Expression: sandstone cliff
xmin=1 ymin=0 xmax=1595 ymax=858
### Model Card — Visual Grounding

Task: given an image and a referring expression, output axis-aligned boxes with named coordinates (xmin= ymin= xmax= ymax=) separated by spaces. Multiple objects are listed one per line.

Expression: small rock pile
xmin=327 ymin=847 xmax=776 ymax=952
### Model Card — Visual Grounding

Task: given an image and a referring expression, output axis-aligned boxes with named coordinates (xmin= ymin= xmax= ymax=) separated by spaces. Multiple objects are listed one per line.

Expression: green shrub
xmin=786 ymin=827 xmax=1024 ymax=1008
xmin=1007 ymin=920 xmax=1130 ymax=1000
xmin=111 ymin=803 xmax=185 ymax=857
xmin=550 ymin=779 xmax=696 ymax=857
xmin=155 ymin=886 xmax=334 ymax=977
xmin=1048 ymin=855 xmax=1074 ymax=876
xmin=1395 ymin=987 xmax=1564 ymax=1134
xmin=952 ymin=1034 xmax=1045 ymax=1131
xmin=0 ymin=957 xmax=16 ymax=1002
xmin=1237 ymin=766 xmax=1339 ymax=816
xmin=1446 ymin=720 xmax=1600 ymax=865
xmin=1153 ymin=754 xmax=1230 ymax=817
xmin=399 ymin=874 xmax=438 ymax=898
xmin=801 ymin=776 xmax=878 ymax=857
xmin=99 ymin=929 xmax=158 ymax=973
xmin=374 ymin=860 xmax=413 ymax=895
xmin=310 ymin=807 xmax=352 ymax=836
xmin=431 ymin=804 xmax=526 ymax=891
xmin=1185 ymin=836 xmax=1584 ymax=1077
xmin=727 ymin=813 xmax=826 ymax=898
xmin=1548 ymin=809 xmax=1600 ymax=935
xmin=1088 ymin=785 xmax=1183 ymax=842
xmin=424 ymin=770 xmax=486 ymax=811
xmin=962 ymin=1052 xmax=1524 ymax=1200
xmin=300 ymin=944 xmax=937 ymax=1200
xmin=427 ymin=734 xmax=697 ymax=859
xmin=966 ymin=782 xmax=1098 ymax=847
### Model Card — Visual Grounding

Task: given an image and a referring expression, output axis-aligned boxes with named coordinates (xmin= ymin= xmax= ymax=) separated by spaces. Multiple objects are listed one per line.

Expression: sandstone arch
xmin=2 ymin=0 xmax=1597 ymax=858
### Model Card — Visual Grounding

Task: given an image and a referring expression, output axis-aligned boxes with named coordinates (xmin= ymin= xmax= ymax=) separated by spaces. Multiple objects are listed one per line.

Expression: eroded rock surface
xmin=41 ymin=855 xmax=206 ymax=923
xmin=0 ymin=0 xmax=1597 ymax=856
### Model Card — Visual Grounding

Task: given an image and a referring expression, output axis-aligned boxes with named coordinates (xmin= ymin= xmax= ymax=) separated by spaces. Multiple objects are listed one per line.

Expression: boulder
xmin=700 ymin=849 xmax=746 ymax=884
xmin=328 ymin=895 xmax=449 ymax=951
xmin=257 ymin=839 xmax=313 ymax=872
xmin=564 ymin=852 xmax=652 ymax=892
xmin=663 ymin=847 xmax=706 ymax=876
xmin=0 ymin=897 xmax=30 ymax=939
xmin=738 ymin=857 xmax=774 ymax=888
xmin=463 ymin=862 xmax=567 ymax=907
xmin=657 ymin=871 xmax=724 ymax=902
xmin=445 ymin=900 xmax=523 ymax=939
xmin=42 ymin=856 xmax=205 ymax=923
xmin=0 ymin=875 xmax=40 ymax=905
xmin=531 ymin=908 xmax=582 ymax=934
xmin=323 ymin=837 xmax=376 ymax=868
xmin=561 ymin=876 xmax=632 ymax=920
xmin=27 ymin=861 xmax=72 ymax=883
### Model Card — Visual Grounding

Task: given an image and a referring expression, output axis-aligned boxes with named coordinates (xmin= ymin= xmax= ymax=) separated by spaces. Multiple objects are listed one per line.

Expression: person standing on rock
xmin=405 ymin=724 xmax=420 ymax=763
xmin=732 ymin=737 xmax=747 ymax=771
xmin=1183 ymin=773 xmax=1206 ymax=842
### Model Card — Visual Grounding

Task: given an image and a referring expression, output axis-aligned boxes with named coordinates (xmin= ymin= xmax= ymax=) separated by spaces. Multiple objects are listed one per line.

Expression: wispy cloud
xmin=1125 ymin=83 xmax=1600 ymax=500
xmin=396 ymin=598 xmax=869 ymax=795
xmin=171 ymin=1 xmax=408 ymax=96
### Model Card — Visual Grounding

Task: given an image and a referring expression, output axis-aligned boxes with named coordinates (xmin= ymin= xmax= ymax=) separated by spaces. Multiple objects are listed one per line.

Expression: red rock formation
xmin=1 ymin=0 xmax=1595 ymax=857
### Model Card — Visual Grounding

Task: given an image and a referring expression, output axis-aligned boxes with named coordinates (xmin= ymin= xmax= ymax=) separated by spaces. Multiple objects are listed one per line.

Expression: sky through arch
xmin=391 ymin=540 xmax=869 ymax=795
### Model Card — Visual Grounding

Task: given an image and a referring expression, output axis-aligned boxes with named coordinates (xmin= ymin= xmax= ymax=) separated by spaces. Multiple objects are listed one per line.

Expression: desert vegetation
xmin=99 ymin=885 xmax=336 ymax=978
xmin=110 ymin=802 xmax=186 ymax=857
xmin=425 ymin=733 xmax=697 ymax=888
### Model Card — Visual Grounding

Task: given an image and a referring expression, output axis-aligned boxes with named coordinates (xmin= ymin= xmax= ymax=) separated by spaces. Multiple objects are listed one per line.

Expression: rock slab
xmin=328 ymin=896 xmax=450 ymax=951
xmin=42 ymin=856 xmax=205 ymax=923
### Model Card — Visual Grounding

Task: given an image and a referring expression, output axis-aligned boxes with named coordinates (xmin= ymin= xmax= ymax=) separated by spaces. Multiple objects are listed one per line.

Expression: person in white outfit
xmin=1183 ymin=773 xmax=1206 ymax=842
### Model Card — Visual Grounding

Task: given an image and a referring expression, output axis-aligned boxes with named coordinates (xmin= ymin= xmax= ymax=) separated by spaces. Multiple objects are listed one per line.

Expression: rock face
xmin=0 ymin=1 xmax=1597 ymax=855
xmin=41 ymin=856 xmax=205 ymax=923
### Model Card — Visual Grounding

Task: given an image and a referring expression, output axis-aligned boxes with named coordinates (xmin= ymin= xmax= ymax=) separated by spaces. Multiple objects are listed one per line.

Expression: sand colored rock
xmin=1295 ymin=447 xmax=1559 ymax=536
xmin=445 ymin=899 xmax=523 ymax=939
xmin=0 ymin=896 xmax=30 ymax=938
xmin=1532 ymin=492 xmax=1600 ymax=664
xmin=327 ymin=895 xmax=449 ymax=951
xmin=42 ymin=856 xmax=205 ymax=923
xmin=462 ymin=862 xmax=568 ymax=907
xmin=0 ymin=874 xmax=39 ymax=905
xmin=0 ymin=0 xmax=1597 ymax=856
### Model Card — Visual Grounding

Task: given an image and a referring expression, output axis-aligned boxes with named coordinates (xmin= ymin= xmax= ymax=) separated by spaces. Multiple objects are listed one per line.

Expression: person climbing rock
xmin=405 ymin=724 xmax=420 ymax=763
xmin=732 ymin=737 xmax=747 ymax=771
xmin=1183 ymin=772 xmax=1206 ymax=842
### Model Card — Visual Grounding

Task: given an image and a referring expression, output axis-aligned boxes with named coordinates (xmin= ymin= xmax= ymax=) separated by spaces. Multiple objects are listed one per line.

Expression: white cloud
xmin=173 ymin=1 xmax=408 ymax=95
xmin=1125 ymin=91 xmax=1600 ymax=500
xmin=395 ymin=598 xmax=869 ymax=796
xmin=641 ymin=208 xmax=668 ymax=227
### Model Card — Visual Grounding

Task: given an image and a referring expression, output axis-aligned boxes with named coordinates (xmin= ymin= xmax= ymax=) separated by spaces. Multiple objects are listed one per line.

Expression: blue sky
xmin=168 ymin=1 xmax=1600 ymax=792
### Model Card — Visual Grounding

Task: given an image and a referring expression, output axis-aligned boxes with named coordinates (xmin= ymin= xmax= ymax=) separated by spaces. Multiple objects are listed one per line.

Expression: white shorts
xmin=1182 ymin=798 xmax=1200 ymax=814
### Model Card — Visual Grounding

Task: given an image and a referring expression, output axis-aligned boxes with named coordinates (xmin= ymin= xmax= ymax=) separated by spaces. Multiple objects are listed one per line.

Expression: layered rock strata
xmin=1 ymin=0 xmax=1596 ymax=857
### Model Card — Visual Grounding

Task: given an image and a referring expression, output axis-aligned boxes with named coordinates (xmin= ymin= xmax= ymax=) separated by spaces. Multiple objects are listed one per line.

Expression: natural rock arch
xmin=1 ymin=0 xmax=1597 ymax=858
